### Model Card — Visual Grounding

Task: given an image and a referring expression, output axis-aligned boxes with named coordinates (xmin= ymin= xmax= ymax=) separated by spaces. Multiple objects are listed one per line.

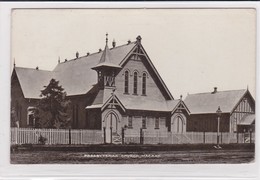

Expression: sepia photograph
xmin=10 ymin=8 xmax=256 ymax=164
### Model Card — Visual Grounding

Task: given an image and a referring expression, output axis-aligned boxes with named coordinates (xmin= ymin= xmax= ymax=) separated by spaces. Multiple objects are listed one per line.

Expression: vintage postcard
xmin=10 ymin=8 xmax=255 ymax=165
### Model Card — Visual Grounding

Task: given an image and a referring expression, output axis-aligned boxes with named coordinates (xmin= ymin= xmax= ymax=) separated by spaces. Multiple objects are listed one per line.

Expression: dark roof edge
xmin=138 ymin=43 xmax=174 ymax=100
xmin=54 ymin=41 xmax=137 ymax=67
xmin=186 ymin=89 xmax=247 ymax=97
xmin=14 ymin=66 xmax=53 ymax=72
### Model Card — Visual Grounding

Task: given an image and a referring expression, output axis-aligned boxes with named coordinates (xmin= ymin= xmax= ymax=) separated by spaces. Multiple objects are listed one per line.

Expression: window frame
xmin=133 ymin=71 xmax=138 ymax=95
xmin=155 ymin=117 xmax=159 ymax=129
xmin=142 ymin=72 xmax=147 ymax=95
xmin=124 ymin=71 xmax=129 ymax=94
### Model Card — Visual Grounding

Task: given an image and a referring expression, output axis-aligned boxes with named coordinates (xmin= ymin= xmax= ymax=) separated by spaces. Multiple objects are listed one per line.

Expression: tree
xmin=34 ymin=78 xmax=71 ymax=129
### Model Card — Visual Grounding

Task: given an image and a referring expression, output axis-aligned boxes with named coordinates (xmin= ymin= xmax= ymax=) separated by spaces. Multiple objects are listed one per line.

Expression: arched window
xmin=133 ymin=72 xmax=138 ymax=94
xmin=124 ymin=71 xmax=129 ymax=94
xmin=142 ymin=73 xmax=146 ymax=95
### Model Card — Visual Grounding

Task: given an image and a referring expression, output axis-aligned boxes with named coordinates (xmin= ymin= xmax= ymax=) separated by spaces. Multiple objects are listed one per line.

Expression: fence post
xmin=157 ymin=131 xmax=160 ymax=144
xmin=80 ymin=129 xmax=82 ymax=144
xmin=243 ymin=130 xmax=245 ymax=143
xmin=110 ymin=127 xmax=113 ymax=144
xmin=121 ymin=127 xmax=125 ymax=145
xmin=203 ymin=131 xmax=205 ymax=144
xmin=140 ymin=128 xmax=143 ymax=144
xmin=69 ymin=128 xmax=71 ymax=145
xmin=250 ymin=131 xmax=252 ymax=144
xmin=221 ymin=132 xmax=223 ymax=144
xmin=237 ymin=131 xmax=239 ymax=144
xmin=14 ymin=127 xmax=17 ymax=144
xmin=103 ymin=127 xmax=106 ymax=144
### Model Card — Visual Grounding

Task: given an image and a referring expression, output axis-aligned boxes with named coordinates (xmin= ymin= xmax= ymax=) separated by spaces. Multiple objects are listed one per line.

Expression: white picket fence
xmin=124 ymin=130 xmax=255 ymax=145
xmin=11 ymin=128 xmax=255 ymax=145
xmin=11 ymin=128 xmax=103 ymax=145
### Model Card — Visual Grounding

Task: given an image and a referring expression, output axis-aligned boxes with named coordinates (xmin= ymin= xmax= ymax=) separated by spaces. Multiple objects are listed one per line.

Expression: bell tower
xmin=92 ymin=33 xmax=121 ymax=89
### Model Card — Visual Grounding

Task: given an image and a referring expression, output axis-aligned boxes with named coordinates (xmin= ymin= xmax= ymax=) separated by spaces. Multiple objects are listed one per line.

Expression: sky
xmin=11 ymin=9 xmax=256 ymax=99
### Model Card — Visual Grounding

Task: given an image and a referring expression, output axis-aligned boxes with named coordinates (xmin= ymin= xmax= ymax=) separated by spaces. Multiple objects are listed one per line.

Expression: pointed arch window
xmin=142 ymin=73 xmax=147 ymax=95
xmin=133 ymin=72 xmax=138 ymax=94
xmin=124 ymin=71 xmax=129 ymax=94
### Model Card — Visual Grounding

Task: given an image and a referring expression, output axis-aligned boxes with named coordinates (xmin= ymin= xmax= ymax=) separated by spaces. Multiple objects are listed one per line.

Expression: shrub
xmin=38 ymin=134 xmax=47 ymax=145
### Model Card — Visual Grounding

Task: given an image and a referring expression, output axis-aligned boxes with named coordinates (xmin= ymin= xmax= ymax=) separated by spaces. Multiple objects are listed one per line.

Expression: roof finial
xmin=58 ymin=56 xmax=60 ymax=63
xmin=136 ymin=35 xmax=142 ymax=43
xmin=106 ymin=32 xmax=108 ymax=45
xmin=180 ymin=95 xmax=182 ymax=100
xmin=112 ymin=39 xmax=116 ymax=48
xmin=247 ymin=84 xmax=249 ymax=90
xmin=13 ymin=58 xmax=16 ymax=67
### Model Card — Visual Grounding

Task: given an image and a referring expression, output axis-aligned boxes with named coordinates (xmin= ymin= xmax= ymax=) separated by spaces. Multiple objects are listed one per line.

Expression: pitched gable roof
xmin=53 ymin=42 xmax=136 ymax=96
xmin=13 ymin=67 xmax=53 ymax=99
xmin=119 ymin=43 xmax=174 ymax=100
xmin=169 ymin=100 xmax=191 ymax=115
xmin=13 ymin=36 xmax=174 ymax=102
xmin=184 ymin=89 xmax=248 ymax=114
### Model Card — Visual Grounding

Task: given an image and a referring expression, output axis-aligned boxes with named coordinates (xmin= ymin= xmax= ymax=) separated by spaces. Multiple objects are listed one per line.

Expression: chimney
xmin=112 ymin=39 xmax=116 ymax=48
xmin=127 ymin=40 xmax=131 ymax=44
xmin=136 ymin=35 xmax=142 ymax=43
xmin=212 ymin=87 xmax=217 ymax=94
xmin=65 ymin=59 xmax=67 ymax=62
xmin=86 ymin=52 xmax=90 ymax=56
xmin=76 ymin=51 xmax=79 ymax=58
xmin=99 ymin=48 xmax=102 ymax=53
xmin=36 ymin=66 xmax=39 ymax=70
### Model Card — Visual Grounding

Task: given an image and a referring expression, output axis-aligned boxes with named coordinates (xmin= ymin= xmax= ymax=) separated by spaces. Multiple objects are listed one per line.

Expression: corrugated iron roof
xmin=53 ymin=42 xmax=136 ymax=96
xmin=238 ymin=114 xmax=255 ymax=125
xmin=14 ymin=42 xmax=136 ymax=99
xmin=184 ymin=89 xmax=247 ymax=114
xmin=86 ymin=87 xmax=180 ymax=112
xmin=115 ymin=94 xmax=180 ymax=112
xmin=14 ymin=67 xmax=53 ymax=99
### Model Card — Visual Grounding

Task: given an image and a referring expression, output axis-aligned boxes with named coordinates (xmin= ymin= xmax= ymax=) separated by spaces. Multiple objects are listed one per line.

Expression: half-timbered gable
xmin=230 ymin=90 xmax=255 ymax=133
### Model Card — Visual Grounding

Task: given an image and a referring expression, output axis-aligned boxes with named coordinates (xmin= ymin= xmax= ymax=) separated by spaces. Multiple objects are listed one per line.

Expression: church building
xmin=11 ymin=35 xmax=190 ymax=143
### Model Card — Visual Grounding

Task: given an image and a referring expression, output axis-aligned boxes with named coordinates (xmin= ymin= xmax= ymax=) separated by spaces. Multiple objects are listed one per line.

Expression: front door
xmin=172 ymin=116 xmax=184 ymax=133
xmin=105 ymin=112 xmax=120 ymax=143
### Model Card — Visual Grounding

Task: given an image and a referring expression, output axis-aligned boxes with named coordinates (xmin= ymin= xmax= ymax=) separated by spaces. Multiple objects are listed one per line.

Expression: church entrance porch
xmin=103 ymin=111 xmax=122 ymax=144
xmin=171 ymin=114 xmax=187 ymax=133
